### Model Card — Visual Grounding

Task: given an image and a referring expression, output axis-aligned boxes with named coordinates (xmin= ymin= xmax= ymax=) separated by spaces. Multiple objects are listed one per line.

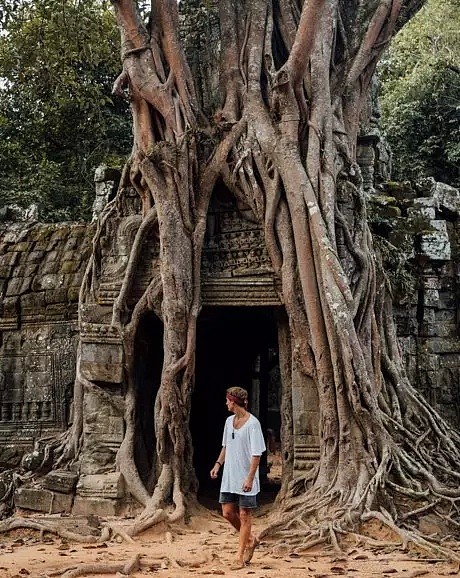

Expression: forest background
xmin=0 ymin=0 xmax=458 ymax=222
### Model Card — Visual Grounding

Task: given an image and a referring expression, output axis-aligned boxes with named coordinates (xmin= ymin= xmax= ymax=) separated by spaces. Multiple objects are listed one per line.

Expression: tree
xmin=0 ymin=0 xmax=132 ymax=221
xmin=4 ymin=0 xmax=460 ymax=557
xmin=379 ymin=0 xmax=460 ymax=186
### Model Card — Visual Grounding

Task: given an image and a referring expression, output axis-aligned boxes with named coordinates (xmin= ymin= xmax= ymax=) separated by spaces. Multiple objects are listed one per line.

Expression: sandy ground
xmin=0 ymin=503 xmax=459 ymax=578
xmin=1 ymin=459 xmax=459 ymax=578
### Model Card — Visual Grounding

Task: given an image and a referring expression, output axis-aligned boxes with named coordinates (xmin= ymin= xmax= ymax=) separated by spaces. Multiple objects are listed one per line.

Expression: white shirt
xmin=220 ymin=413 xmax=266 ymax=496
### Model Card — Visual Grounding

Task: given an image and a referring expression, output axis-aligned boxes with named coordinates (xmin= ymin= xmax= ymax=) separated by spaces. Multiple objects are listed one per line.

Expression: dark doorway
xmin=133 ymin=312 xmax=163 ymax=493
xmin=191 ymin=306 xmax=281 ymax=504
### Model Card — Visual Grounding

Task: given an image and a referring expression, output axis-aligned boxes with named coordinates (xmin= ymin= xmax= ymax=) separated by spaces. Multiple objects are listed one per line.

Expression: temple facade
xmin=0 ymin=166 xmax=459 ymax=515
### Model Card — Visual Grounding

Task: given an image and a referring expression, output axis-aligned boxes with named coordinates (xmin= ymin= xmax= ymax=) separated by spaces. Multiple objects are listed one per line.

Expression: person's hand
xmin=210 ymin=464 xmax=220 ymax=479
xmin=242 ymin=477 xmax=253 ymax=492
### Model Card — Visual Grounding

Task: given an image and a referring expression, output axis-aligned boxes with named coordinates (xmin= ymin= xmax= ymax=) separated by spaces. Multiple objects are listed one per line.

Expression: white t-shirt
xmin=220 ymin=413 xmax=266 ymax=496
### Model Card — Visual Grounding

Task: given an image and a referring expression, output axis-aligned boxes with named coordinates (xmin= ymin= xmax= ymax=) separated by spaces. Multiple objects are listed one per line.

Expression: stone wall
xmin=0 ymin=221 xmax=94 ymax=466
xmin=377 ymin=178 xmax=460 ymax=427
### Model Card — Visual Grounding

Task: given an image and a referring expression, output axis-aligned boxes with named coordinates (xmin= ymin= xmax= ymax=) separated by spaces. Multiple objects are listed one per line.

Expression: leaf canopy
xmin=0 ymin=0 xmax=131 ymax=221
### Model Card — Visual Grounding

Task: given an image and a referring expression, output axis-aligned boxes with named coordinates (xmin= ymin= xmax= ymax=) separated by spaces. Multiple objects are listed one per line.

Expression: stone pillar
xmin=292 ymin=368 xmax=320 ymax=473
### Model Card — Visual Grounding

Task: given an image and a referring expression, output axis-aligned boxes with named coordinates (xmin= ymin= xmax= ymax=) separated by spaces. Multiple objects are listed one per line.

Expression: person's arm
xmin=210 ymin=447 xmax=226 ymax=479
xmin=242 ymin=455 xmax=261 ymax=492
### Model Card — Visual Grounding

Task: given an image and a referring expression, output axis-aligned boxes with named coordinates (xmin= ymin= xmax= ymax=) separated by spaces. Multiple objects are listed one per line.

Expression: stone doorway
xmin=191 ymin=306 xmax=282 ymax=505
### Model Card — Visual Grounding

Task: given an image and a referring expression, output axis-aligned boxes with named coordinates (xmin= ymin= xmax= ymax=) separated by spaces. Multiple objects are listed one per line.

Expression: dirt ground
xmin=0 ymin=501 xmax=459 ymax=578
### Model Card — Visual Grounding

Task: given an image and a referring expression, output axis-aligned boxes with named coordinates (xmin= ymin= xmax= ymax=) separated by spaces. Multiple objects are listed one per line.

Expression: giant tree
xmin=11 ymin=0 xmax=460 ymax=554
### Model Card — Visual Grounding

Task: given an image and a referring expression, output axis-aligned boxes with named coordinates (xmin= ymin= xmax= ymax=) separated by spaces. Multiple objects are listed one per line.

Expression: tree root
xmin=0 ymin=517 xmax=98 ymax=543
xmin=361 ymin=510 xmax=460 ymax=562
xmin=47 ymin=548 xmax=214 ymax=577
xmin=56 ymin=554 xmax=140 ymax=578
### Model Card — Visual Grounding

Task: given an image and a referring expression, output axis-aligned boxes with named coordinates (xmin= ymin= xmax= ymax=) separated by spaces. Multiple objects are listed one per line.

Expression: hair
xmin=226 ymin=387 xmax=248 ymax=407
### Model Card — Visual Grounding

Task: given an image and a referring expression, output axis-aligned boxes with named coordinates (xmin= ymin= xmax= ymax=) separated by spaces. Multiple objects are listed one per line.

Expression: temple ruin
xmin=0 ymin=162 xmax=459 ymax=516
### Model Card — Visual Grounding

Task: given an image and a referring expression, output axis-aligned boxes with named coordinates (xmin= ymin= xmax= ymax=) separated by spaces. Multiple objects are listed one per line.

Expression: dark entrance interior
xmin=133 ymin=312 xmax=163 ymax=493
xmin=191 ymin=306 xmax=281 ymax=503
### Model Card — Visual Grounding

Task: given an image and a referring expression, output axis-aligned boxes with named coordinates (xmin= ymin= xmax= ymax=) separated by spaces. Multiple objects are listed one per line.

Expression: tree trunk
xmin=65 ymin=0 xmax=460 ymax=550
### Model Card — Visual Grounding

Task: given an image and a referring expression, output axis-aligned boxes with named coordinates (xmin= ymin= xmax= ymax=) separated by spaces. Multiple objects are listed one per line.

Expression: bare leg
xmin=222 ymin=502 xmax=241 ymax=531
xmin=237 ymin=507 xmax=252 ymax=565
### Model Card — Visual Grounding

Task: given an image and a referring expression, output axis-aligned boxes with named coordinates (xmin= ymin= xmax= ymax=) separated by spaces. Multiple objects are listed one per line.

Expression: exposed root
xmin=362 ymin=510 xmax=460 ymax=562
xmin=57 ymin=554 xmax=140 ymax=578
xmin=0 ymin=517 xmax=98 ymax=543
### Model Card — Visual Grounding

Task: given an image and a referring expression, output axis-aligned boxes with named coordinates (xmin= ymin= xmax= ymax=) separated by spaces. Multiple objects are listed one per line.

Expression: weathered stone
xmin=426 ymin=338 xmax=460 ymax=355
xmin=419 ymin=220 xmax=451 ymax=261
xmin=80 ymin=340 xmax=123 ymax=383
xmin=44 ymin=288 xmax=68 ymax=305
xmin=72 ymin=496 xmax=124 ymax=517
xmin=77 ymin=473 xmax=125 ymax=499
xmin=432 ymin=181 xmax=460 ymax=217
xmin=44 ymin=470 xmax=78 ymax=494
xmin=424 ymin=288 xmax=439 ymax=307
xmin=14 ymin=487 xmax=73 ymax=514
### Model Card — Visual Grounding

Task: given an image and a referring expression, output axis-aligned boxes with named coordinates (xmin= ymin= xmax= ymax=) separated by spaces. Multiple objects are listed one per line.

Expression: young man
xmin=210 ymin=387 xmax=266 ymax=569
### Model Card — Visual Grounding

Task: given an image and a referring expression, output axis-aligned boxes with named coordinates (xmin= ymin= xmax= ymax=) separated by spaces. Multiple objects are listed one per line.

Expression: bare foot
xmin=244 ymin=536 xmax=260 ymax=563
xmin=230 ymin=559 xmax=246 ymax=570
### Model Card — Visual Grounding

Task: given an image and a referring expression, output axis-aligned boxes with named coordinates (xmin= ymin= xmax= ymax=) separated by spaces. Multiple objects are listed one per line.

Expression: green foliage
xmin=0 ymin=0 xmax=131 ymax=221
xmin=380 ymin=0 xmax=460 ymax=187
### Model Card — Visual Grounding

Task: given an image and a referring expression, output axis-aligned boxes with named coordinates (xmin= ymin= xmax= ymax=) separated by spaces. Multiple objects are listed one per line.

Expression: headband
xmin=227 ymin=393 xmax=247 ymax=407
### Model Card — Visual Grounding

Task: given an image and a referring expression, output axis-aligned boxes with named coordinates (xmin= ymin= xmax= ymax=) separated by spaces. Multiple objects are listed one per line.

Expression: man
xmin=210 ymin=387 xmax=266 ymax=570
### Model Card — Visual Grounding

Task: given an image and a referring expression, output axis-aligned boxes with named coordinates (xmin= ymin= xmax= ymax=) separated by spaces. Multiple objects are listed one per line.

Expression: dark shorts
xmin=219 ymin=492 xmax=258 ymax=509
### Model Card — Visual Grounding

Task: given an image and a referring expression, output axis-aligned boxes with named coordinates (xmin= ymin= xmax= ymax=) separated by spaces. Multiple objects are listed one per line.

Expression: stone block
xmin=0 ymin=251 xmax=19 ymax=267
xmin=32 ymin=273 xmax=66 ymax=291
xmin=80 ymin=341 xmax=123 ymax=383
xmin=420 ymin=220 xmax=451 ymax=261
xmin=44 ymin=288 xmax=68 ymax=305
xmin=40 ymin=260 xmax=60 ymax=275
xmin=424 ymin=288 xmax=439 ymax=307
xmin=432 ymin=182 xmax=460 ymax=218
xmin=5 ymin=278 xmax=25 ymax=296
xmin=72 ymin=496 xmax=124 ymax=517
xmin=14 ymin=242 xmax=31 ymax=252
xmin=50 ymin=229 xmax=69 ymax=241
xmin=14 ymin=487 xmax=73 ymax=514
xmin=67 ymin=286 xmax=80 ymax=302
xmin=44 ymin=470 xmax=78 ymax=494
xmin=61 ymin=261 xmax=78 ymax=274
xmin=94 ymin=165 xmax=121 ymax=183
xmin=77 ymin=473 xmax=125 ymax=499
xmin=26 ymin=250 xmax=45 ymax=263
xmin=408 ymin=201 xmax=436 ymax=220
xmin=426 ymin=338 xmax=460 ymax=354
